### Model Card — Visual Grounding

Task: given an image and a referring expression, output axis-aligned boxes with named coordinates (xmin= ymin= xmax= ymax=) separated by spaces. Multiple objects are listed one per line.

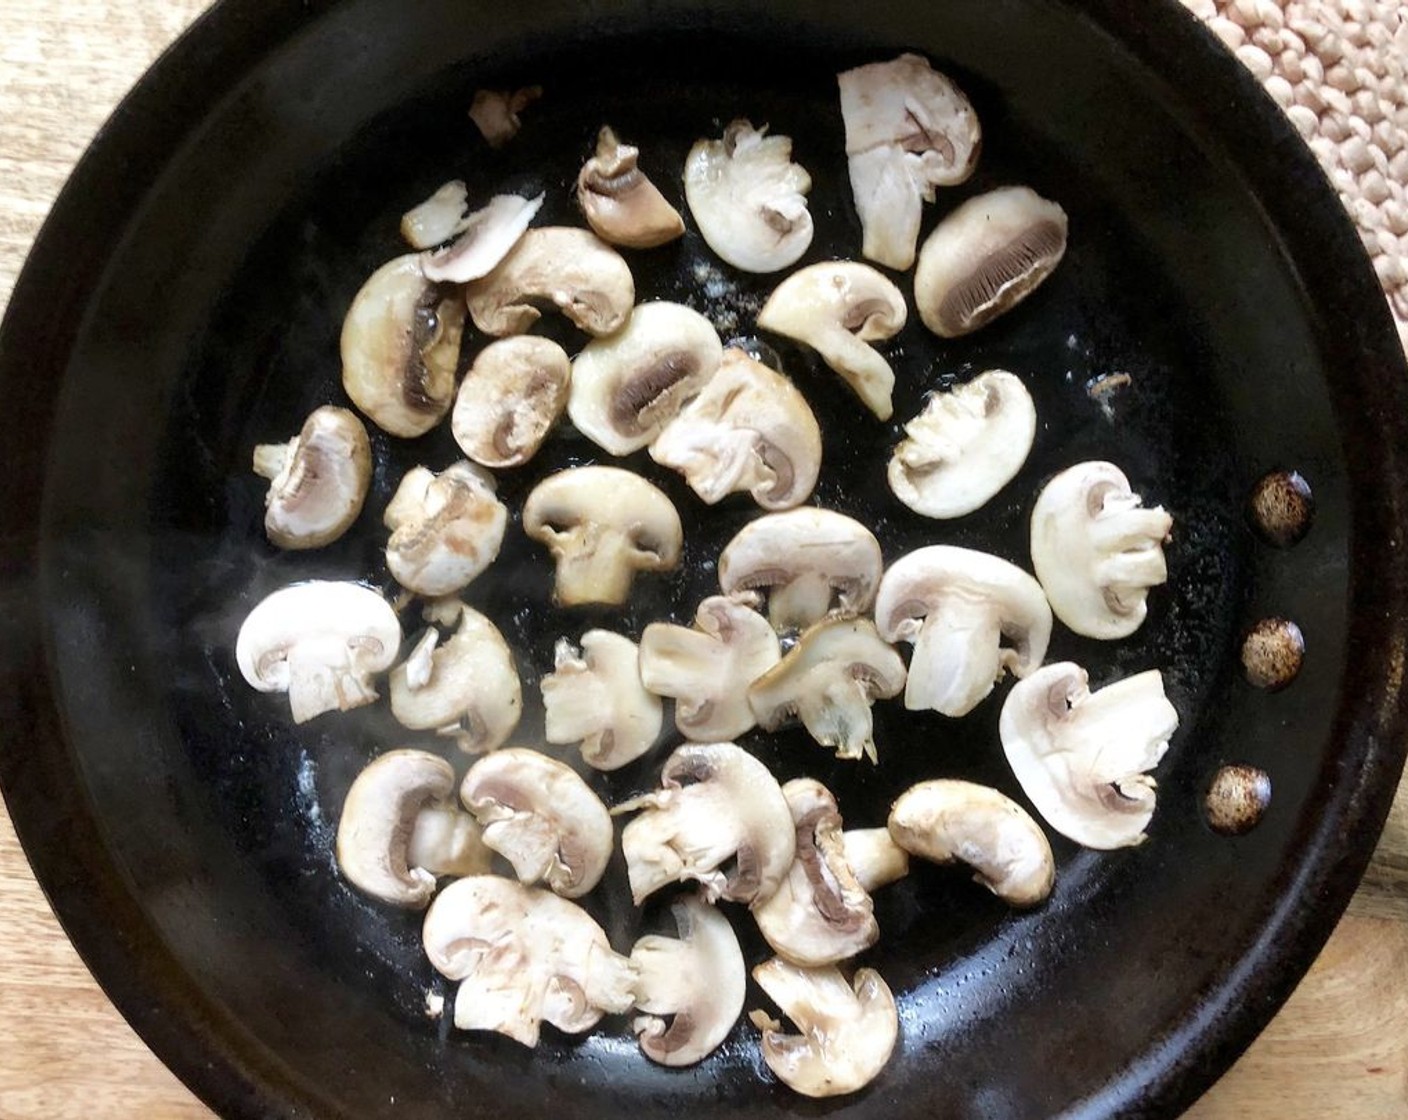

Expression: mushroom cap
xmin=1029 ymin=461 xmax=1173 ymax=639
xmin=718 ymin=507 xmax=884 ymax=630
xmin=542 ymin=629 xmax=663 ymax=770
xmin=567 ymin=301 xmax=724 ymax=456
xmin=888 ymin=778 xmax=1054 ymax=907
xmin=451 ymin=335 xmax=572 ymax=468
xmin=888 ymin=370 xmax=1037 ymax=519
xmin=577 ymin=126 xmax=685 ymax=249
xmin=383 ymin=462 xmax=508 ymax=598
xmin=649 ymin=347 xmax=822 ymax=511
xmin=468 ymin=86 xmax=541 ymax=148
xmin=421 ymin=192 xmax=543 ymax=284
xmin=252 ymin=405 xmax=372 ymax=550
xmin=683 ymin=120 xmax=814 ymax=273
xmin=1000 ymin=662 xmax=1179 ymax=849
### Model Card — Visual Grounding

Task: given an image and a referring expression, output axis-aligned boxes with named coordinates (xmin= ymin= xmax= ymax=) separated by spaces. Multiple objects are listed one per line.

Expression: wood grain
xmin=0 ymin=3 xmax=1405 ymax=1118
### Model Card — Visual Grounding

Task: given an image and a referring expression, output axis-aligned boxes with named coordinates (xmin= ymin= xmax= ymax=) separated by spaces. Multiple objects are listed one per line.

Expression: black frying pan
xmin=3 ymin=1 xmax=1407 ymax=1117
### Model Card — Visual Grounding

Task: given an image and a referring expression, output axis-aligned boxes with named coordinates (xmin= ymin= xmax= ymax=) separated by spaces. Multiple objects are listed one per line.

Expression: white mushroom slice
xmin=235 ymin=581 xmax=401 ymax=724
xmin=888 ymin=370 xmax=1037 ymax=519
xmin=638 ymin=595 xmax=781 ymax=740
xmin=683 ymin=120 xmax=814 ymax=273
xmin=451 ymin=336 xmax=571 ymax=468
xmin=756 ymin=262 xmax=906 ymax=419
xmin=542 ymin=630 xmax=663 ymax=770
xmin=383 ymin=462 xmax=508 ymax=597
xmin=459 ymin=748 xmax=613 ymax=897
xmin=1000 ymin=662 xmax=1179 ymax=849
xmin=616 ymin=742 xmax=795 ymax=906
xmin=629 ymin=896 xmax=746 ymax=1067
xmin=523 ymin=466 xmax=683 ymax=607
xmin=423 ymin=875 xmax=636 ymax=1047
xmin=568 ymin=301 xmax=724 ymax=456
xmin=650 ymin=347 xmax=821 ymax=511
xmin=400 ymin=180 xmax=471 ymax=250
xmin=421 ymin=192 xmax=544 ymax=284
xmin=466 ymin=227 xmax=635 ymax=337
xmin=252 ymin=405 xmax=371 ymax=550
xmin=718 ymin=508 xmax=883 ymax=630
xmin=914 ymin=186 xmax=1069 ymax=338
xmin=1029 ymin=461 xmax=1173 ymax=640
xmin=874 ymin=545 xmax=1052 ymax=717
xmin=340 ymin=254 xmax=465 ymax=438
xmin=577 ymin=126 xmax=686 ymax=249
xmin=388 ymin=601 xmax=521 ymax=753
xmin=888 ymin=779 xmax=1054 ymax=907
xmin=747 ymin=618 xmax=906 ymax=764
xmin=838 ymin=53 xmax=982 ymax=270
xmin=749 ymin=959 xmax=898 ymax=1098
xmin=468 ymin=86 xmax=542 ymax=148
xmin=840 ymin=829 xmax=910 ymax=892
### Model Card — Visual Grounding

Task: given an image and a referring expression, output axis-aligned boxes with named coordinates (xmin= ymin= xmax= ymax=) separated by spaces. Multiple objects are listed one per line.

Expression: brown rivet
xmin=1248 ymin=470 xmax=1313 ymax=546
xmin=1241 ymin=618 xmax=1305 ymax=690
xmin=1205 ymin=765 xmax=1272 ymax=836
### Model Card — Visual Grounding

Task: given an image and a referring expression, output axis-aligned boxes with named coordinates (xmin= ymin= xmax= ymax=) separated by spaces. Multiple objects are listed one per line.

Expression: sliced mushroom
xmin=235 ymin=581 xmax=401 ymax=724
xmin=468 ymin=86 xmax=542 ymax=148
xmin=384 ymin=462 xmax=508 ymax=597
xmin=749 ymin=959 xmax=898 ymax=1098
xmin=756 ymin=262 xmax=907 ymax=419
xmin=1029 ymin=461 xmax=1173 ymax=639
xmin=638 ymin=594 xmax=781 ymax=740
xmin=252 ymin=405 xmax=371 ymax=549
xmin=888 ymin=370 xmax=1037 ymax=519
xmin=747 ymin=618 xmax=906 ymax=764
xmin=616 ymin=742 xmax=795 ymax=906
xmin=341 ymin=254 xmax=465 ymax=438
xmin=450 ymin=336 xmax=571 ymax=468
xmin=1000 ymin=662 xmax=1179 ymax=849
xmin=400 ymin=180 xmax=471 ymax=250
xmin=650 ymin=347 xmax=822 ymax=511
xmin=914 ymin=186 xmax=1069 ymax=338
xmin=335 ymin=749 xmax=491 ymax=908
xmin=718 ymin=508 xmax=883 ymax=630
xmin=683 ymin=120 xmax=814 ymax=273
xmin=874 ymin=545 xmax=1052 ymax=717
xmin=421 ymin=192 xmax=544 ymax=284
xmin=630 ymin=895 xmax=746 ymax=1067
xmin=465 ymin=227 xmax=635 ymax=338
xmin=841 ymin=829 xmax=911 ymax=892
xmin=522 ymin=466 xmax=683 ymax=607
xmin=542 ymin=630 xmax=663 ymax=770
xmin=422 ymin=875 xmax=636 ymax=1046
xmin=577 ymin=126 xmax=686 ymax=249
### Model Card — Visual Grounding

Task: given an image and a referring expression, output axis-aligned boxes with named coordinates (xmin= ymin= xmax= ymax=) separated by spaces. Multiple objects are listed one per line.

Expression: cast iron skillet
xmin=2 ymin=0 xmax=1407 ymax=1117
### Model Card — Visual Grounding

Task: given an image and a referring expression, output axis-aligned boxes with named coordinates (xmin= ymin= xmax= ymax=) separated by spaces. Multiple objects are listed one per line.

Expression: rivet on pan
xmin=1248 ymin=470 xmax=1313 ymax=546
xmin=1204 ymin=765 xmax=1272 ymax=836
xmin=1240 ymin=618 xmax=1305 ymax=690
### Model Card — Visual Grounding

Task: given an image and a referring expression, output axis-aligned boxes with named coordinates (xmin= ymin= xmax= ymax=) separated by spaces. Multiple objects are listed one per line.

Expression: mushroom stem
xmin=402 ymin=629 xmax=439 ymax=691
xmin=795 ymin=677 xmax=880 ymax=764
xmin=286 ymin=639 xmax=380 ymax=724
xmin=841 ymin=828 xmax=910 ymax=892
xmin=768 ymin=571 xmax=836 ymax=630
xmin=252 ymin=441 xmax=291 ymax=480
xmin=1098 ymin=550 xmax=1169 ymax=601
xmin=552 ymin=534 xmax=637 ymax=605
xmin=903 ymin=603 xmax=1001 ymax=715
xmin=584 ymin=943 xmax=638 ymax=1014
xmin=408 ymin=804 xmax=490 ymax=877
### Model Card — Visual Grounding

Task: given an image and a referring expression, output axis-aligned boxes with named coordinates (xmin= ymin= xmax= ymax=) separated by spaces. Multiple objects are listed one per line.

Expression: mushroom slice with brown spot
xmin=567 ymin=301 xmax=723 ymax=455
xmin=630 ymin=895 xmax=746 ymax=1066
xmin=888 ymin=370 xmax=1037 ymax=519
xmin=749 ymin=959 xmax=898 ymax=1098
xmin=718 ymin=508 xmax=883 ymax=630
xmin=466 ymin=227 xmax=635 ymax=338
xmin=638 ymin=594 xmax=781 ymax=740
xmin=915 ymin=186 xmax=1069 ymax=338
xmin=874 ymin=545 xmax=1052 ymax=717
xmin=616 ymin=742 xmax=795 ymax=906
xmin=1000 ymin=662 xmax=1179 ymax=849
xmin=523 ymin=466 xmax=683 ymax=607
xmin=468 ymin=86 xmax=542 ymax=148
xmin=341 ymin=254 xmax=465 ymax=438
xmin=451 ymin=336 xmax=571 ymax=468
xmin=888 ymin=779 xmax=1054 ymax=906
xmin=459 ymin=748 xmax=613 ymax=898
xmin=1030 ymin=461 xmax=1172 ymax=640
xmin=421 ymin=192 xmax=544 ymax=284
xmin=384 ymin=462 xmax=508 ymax=597
xmin=748 ymin=619 xmax=906 ymax=764
xmin=650 ymin=347 xmax=822 ymax=511
xmin=252 ymin=405 xmax=371 ymax=549
xmin=577 ymin=126 xmax=685 ymax=249
xmin=542 ymin=630 xmax=663 ymax=770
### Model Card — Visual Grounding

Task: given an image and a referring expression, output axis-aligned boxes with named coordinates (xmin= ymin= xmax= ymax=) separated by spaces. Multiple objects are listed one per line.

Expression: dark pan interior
xmin=5 ymin=1 xmax=1408 ymax=1118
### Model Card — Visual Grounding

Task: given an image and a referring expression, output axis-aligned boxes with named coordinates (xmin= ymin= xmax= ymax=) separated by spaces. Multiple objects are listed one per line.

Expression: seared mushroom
xmin=421 ymin=192 xmax=544 ymax=284
xmin=874 ymin=545 xmax=1052 ymax=717
xmin=914 ymin=186 xmax=1068 ymax=338
xmin=567 ymin=301 xmax=723 ymax=455
xmin=252 ymin=405 xmax=371 ymax=549
xmin=451 ymin=336 xmax=571 ymax=468
xmin=235 ymin=581 xmax=401 ymax=723
xmin=888 ymin=370 xmax=1037 ymax=519
xmin=577 ymin=126 xmax=685 ymax=249
xmin=1000 ymin=662 xmax=1179 ymax=849
xmin=542 ymin=629 xmax=663 ymax=771
xmin=522 ymin=466 xmax=683 ymax=606
xmin=384 ymin=462 xmax=508 ymax=597
xmin=1029 ymin=461 xmax=1172 ymax=639
xmin=401 ymin=180 xmax=471 ymax=250
xmin=650 ymin=347 xmax=822 ymax=511
xmin=757 ymin=261 xmax=907 ymax=420
xmin=841 ymin=829 xmax=910 ymax=891
xmin=683 ymin=120 xmax=814 ymax=273
xmin=468 ymin=86 xmax=542 ymax=148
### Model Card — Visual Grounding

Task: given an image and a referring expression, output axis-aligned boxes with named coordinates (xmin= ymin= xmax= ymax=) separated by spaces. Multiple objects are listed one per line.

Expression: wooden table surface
xmin=1 ymin=3 xmax=1407 ymax=1117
